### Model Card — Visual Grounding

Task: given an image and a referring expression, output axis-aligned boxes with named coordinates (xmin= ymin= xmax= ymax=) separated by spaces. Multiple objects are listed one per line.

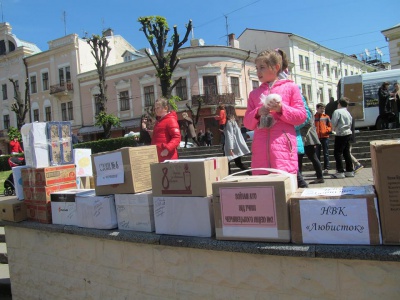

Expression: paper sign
xmin=301 ymin=186 xmax=372 ymax=197
xmin=94 ymin=152 xmax=124 ymax=186
xmin=299 ymin=198 xmax=370 ymax=244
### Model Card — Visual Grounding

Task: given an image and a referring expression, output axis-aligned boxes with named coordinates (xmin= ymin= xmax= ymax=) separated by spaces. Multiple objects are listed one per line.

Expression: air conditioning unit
xmin=190 ymin=38 xmax=205 ymax=47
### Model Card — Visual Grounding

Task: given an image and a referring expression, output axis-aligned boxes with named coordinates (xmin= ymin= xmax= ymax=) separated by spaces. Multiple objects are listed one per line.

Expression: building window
xmin=317 ymin=61 xmax=321 ymax=75
xmin=326 ymin=64 xmax=330 ymax=77
xmin=33 ymin=109 xmax=39 ymax=122
xmin=2 ymin=84 xmax=7 ymax=100
xmin=334 ymin=67 xmax=338 ymax=79
xmin=175 ymin=79 xmax=188 ymax=100
xmin=305 ymin=57 xmax=310 ymax=71
xmin=344 ymin=69 xmax=348 ymax=76
xmin=45 ymin=106 xmax=52 ymax=121
xmin=252 ymin=80 xmax=259 ymax=90
xmin=42 ymin=72 xmax=49 ymax=91
xmin=61 ymin=101 xmax=73 ymax=121
xmin=59 ymin=66 xmax=71 ymax=85
xmin=203 ymin=76 xmax=218 ymax=95
xmin=144 ymin=85 xmax=155 ymax=107
xmin=230 ymin=77 xmax=240 ymax=98
xmin=3 ymin=114 xmax=9 ymax=129
xmin=30 ymin=75 xmax=37 ymax=94
xmin=301 ymin=84 xmax=306 ymax=96
xmin=119 ymin=90 xmax=130 ymax=111
xmin=13 ymin=80 xmax=19 ymax=98
xmin=94 ymin=95 xmax=102 ymax=115
xmin=299 ymin=55 xmax=304 ymax=70
xmin=307 ymin=85 xmax=312 ymax=102
xmin=328 ymin=88 xmax=332 ymax=100
xmin=351 ymin=71 xmax=354 ymax=75
xmin=319 ymin=88 xmax=324 ymax=102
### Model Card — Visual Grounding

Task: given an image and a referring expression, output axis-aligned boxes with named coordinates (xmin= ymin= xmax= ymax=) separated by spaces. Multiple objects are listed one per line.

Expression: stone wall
xmin=5 ymin=226 xmax=400 ymax=300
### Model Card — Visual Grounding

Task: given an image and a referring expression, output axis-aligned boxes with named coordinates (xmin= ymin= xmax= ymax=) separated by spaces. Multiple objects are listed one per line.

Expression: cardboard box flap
xmin=370 ymin=139 xmax=400 ymax=152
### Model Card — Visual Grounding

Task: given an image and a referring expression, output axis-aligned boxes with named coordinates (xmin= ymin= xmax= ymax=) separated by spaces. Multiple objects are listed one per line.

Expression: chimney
xmin=228 ymin=33 xmax=240 ymax=48
xmin=102 ymin=28 xmax=114 ymax=37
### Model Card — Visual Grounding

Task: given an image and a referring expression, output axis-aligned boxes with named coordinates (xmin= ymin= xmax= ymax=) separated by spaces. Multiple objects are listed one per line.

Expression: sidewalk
xmin=301 ymin=167 xmax=374 ymax=188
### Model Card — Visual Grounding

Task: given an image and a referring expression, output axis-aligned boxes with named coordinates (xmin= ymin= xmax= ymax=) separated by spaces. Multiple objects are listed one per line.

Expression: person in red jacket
xmin=151 ymin=98 xmax=181 ymax=162
xmin=10 ymin=137 xmax=24 ymax=154
xmin=314 ymin=103 xmax=332 ymax=173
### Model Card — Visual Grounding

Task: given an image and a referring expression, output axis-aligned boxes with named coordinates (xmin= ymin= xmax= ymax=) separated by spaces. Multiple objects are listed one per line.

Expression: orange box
xmin=21 ymin=164 xmax=76 ymax=187
xmin=26 ymin=202 xmax=52 ymax=224
xmin=23 ymin=182 xmax=77 ymax=204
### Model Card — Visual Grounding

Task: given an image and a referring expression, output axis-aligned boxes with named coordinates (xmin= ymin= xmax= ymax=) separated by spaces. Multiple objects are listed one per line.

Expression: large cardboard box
xmin=370 ymin=140 xmax=400 ymax=244
xmin=151 ymin=157 xmax=229 ymax=197
xmin=12 ymin=165 xmax=29 ymax=200
xmin=153 ymin=196 xmax=214 ymax=237
xmin=92 ymin=146 xmax=158 ymax=196
xmin=21 ymin=122 xmax=50 ymax=168
xmin=21 ymin=164 xmax=76 ymax=187
xmin=290 ymin=186 xmax=381 ymax=245
xmin=74 ymin=148 xmax=93 ymax=177
xmin=50 ymin=189 xmax=92 ymax=226
xmin=212 ymin=174 xmax=293 ymax=242
xmin=26 ymin=202 xmax=52 ymax=223
xmin=0 ymin=199 xmax=27 ymax=222
xmin=75 ymin=190 xmax=117 ymax=229
xmin=115 ymin=191 xmax=155 ymax=232
xmin=23 ymin=182 xmax=77 ymax=204
xmin=46 ymin=121 xmax=74 ymax=165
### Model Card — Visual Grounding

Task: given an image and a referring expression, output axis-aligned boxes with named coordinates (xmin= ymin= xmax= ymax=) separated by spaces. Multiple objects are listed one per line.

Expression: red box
xmin=21 ymin=164 xmax=76 ymax=187
xmin=23 ymin=182 xmax=77 ymax=204
xmin=26 ymin=202 xmax=52 ymax=224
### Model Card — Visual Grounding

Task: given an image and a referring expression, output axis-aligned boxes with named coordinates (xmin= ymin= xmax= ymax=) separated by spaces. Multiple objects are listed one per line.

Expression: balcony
xmin=191 ymin=93 xmax=235 ymax=106
xmin=50 ymin=82 xmax=74 ymax=96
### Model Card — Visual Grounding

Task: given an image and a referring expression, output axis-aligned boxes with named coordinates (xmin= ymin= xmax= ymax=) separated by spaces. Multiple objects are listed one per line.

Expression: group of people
xmin=143 ymin=48 xmax=368 ymax=184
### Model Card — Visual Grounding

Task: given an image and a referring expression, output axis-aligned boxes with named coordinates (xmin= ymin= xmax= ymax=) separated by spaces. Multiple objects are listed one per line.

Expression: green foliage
xmin=168 ymin=95 xmax=181 ymax=111
xmin=74 ymin=136 xmax=138 ymax=154
xmin=7 ymin=127 xmax=22 ymax=141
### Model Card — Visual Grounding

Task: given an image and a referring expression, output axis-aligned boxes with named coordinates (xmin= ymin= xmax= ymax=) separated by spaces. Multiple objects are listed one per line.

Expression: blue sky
xmin=2 ymin=0 xmax=398 ymax=62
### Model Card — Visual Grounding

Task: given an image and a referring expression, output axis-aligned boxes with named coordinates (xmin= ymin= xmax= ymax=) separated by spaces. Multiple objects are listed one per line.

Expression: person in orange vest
xmin=314 ymin=103 xmax=332 ymax=174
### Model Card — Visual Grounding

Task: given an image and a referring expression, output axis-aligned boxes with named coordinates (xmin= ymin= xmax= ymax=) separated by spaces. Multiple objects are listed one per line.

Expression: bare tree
xmin=9 ymin=78 xmax=30 ymax=130
xmin=87 ymin=34 xmax=120 ymax=139
xmin=138 ymin=16 xmax=192 ymax=101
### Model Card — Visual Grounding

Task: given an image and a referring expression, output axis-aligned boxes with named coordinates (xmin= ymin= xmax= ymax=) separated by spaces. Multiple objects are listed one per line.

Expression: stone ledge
xmin=3 ymin=220 xmax=400 ymax=262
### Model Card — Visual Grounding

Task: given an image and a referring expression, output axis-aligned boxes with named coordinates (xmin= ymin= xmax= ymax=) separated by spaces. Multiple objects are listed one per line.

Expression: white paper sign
xmin=299 ymin=198 xmax=370 ymax=244
xmin=94 ymin=152 xmax=124 ymax=186
xmin=300 ymin=186 xmax=372 ymax=197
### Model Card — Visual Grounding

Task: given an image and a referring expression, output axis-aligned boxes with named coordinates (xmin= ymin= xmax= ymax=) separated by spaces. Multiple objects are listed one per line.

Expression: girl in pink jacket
xmin=244 ymin=50 xmax=306 ymax=175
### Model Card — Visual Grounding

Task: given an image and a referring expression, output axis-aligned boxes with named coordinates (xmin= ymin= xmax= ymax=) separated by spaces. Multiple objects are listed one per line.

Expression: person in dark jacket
xmin=204 ymin=128 xmax=213 ymax=146
xmin=182 ymin=112 xmax=200 ymax=147
xmin=378 ymin=82 xmax=394 ymax=129
xmin=324 ymin=97 xmax=338 ymax=119
xmin=139 ymin=114 xmax=152 ymax=145
xmin=151 ymin=98 xmax=181 ymax=162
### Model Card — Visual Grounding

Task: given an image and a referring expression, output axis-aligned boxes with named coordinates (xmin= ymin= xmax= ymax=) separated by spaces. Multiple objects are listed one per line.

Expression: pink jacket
xmin=244 ymin=80 xmax=306 ymax=175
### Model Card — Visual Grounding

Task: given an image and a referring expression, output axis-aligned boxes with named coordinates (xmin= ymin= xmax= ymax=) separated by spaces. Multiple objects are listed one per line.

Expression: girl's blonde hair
xmin=155 ymin=97 xmax=170 ymax=111
xmin=255 ymin=50 xmax=282 ymax=75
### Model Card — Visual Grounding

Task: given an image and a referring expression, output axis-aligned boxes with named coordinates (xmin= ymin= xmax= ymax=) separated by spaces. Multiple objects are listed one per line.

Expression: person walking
xmin=349 ymin=113 xmax=364 ymax=173
xmin=314 ymin=103 xmax=332 ymax=174
xmin=324 ymin=97 xmax=338 ymax=119
xmin=197 ymin=129 xmax=205 ymax=146
xmin=243 ymin=49 xmax=306 ymax=175
xmin=182 ymin=112 xmax=200 ymax=147
xmin=224 ymin=105 xmax=251 ymax=175
xmin=330 ymin=97 xmax=354 ymax=178
xmin=151 ymin=98 xmax=181 ymax=162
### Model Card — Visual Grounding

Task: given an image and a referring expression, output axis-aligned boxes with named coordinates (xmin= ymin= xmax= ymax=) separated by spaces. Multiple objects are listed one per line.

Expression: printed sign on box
xmin=93 ymin=151 xmax=124 ymax=186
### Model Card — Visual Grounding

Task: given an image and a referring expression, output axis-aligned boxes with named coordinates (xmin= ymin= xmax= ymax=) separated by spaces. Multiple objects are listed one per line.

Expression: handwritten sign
xmin=94 ymin=152 xmax=124 ymax=186
xmin=299 ymin=198 xmax=370 ymax=244
xmin=300 ymin=186 xmax=373 ymax=197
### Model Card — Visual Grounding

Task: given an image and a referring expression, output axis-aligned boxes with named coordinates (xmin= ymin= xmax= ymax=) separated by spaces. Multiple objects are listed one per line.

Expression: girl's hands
xmin=266 ymin=99 xmax=282 ymax=113
xmin=257 ymin=106 xmax=270 ymax=117
xmin=161 ymin=149 xmax=168 ymax=157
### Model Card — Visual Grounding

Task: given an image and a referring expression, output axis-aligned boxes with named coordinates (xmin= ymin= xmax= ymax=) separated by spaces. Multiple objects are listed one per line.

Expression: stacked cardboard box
xmin=151 ymin=157 xmax=229 ymax=237
xmin=74 ymin=148 xmax=94 ymax=189
xmin=22 ymin=164 xmax=77 ymax=223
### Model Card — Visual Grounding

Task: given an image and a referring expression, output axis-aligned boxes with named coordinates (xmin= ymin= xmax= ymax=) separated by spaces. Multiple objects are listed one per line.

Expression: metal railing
xmin=50 ymin=82 xmax=74 ymax=95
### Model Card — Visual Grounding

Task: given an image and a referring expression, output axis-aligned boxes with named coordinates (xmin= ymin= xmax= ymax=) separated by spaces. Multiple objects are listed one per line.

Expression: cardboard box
xmin=212 ymin=174 xmax=293 ymax=242
xmin=0 ymin=199 xmax=27 ymax=222
xmin=21 ymin=164 xmax=76 ymax=187
xmin=50 ymin=189 xmax=92 ymax=226
xmin=115 ymin=191 xmax=155 ymax=232
xmin=370 ymin=140 xmax=400 ymax=244
xmin=75 ymin=190 xmax=117 ymax=229
xmin=151 ymin=157 xmax=229 ymax=197
xmin=74 ymin=148 xmax=93 ymax=177
xmin=12 ymin=165 xmax=29 ymax=200
xmin=26 ymin=202 xmax=52 ymax=223
xmin=46 ymin=121 xmax=74 ymax=165
xmin=23 ymin=182 xmax=78 ymax=204
xmin=21 ymin=122 xmax=50 ymax=168
xmin=290 ymin=186 xmax=381 ymax=245
xmin=153 ymin=196 xmax=214 ymax=237
xmin=92 ymin=146 xmax=158 ymax=196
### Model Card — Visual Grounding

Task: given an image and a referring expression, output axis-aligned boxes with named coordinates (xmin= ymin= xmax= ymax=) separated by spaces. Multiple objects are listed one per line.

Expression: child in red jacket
xmin=314 ymin=103 xmax=332 ymax=173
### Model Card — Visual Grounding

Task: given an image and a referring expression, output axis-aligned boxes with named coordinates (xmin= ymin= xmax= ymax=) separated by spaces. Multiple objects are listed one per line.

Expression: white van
xmin=337 ymin=69 xmax=400 ymax=129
